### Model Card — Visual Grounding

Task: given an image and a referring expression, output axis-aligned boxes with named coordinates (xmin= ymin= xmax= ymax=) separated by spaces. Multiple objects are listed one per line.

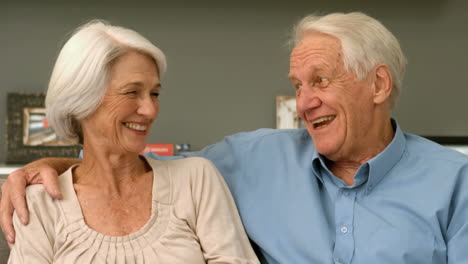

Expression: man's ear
xmin=372 ymin=64 xmax=393 ymax=105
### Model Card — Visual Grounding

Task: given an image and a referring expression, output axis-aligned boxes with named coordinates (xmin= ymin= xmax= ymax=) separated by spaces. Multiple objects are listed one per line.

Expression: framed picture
xmin=5 ymin=93 xmax=81 ymax=164
xmin=276 ymin=95 xmax=304 ymax=129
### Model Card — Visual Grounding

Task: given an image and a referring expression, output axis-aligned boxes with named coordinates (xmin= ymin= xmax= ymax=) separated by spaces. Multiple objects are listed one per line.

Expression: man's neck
xmin=327 ymin=118 xmax=395 ymax=186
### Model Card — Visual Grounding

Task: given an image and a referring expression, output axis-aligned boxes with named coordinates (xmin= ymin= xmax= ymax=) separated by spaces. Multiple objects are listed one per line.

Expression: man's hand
xmin=0 ymin=158 xmax=79 ymax=245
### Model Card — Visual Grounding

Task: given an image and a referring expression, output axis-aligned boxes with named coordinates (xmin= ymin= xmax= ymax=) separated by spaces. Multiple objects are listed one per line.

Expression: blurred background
xmin=1 ymin=0 xmax=467 ymax=164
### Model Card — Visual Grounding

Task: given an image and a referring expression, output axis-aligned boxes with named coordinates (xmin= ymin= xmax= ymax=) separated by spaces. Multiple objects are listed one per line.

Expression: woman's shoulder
xmin=24 ymin=183 xmax=50 ymax=204
xmin=10 ymin=167 xmax=77 ymax=263
xmin=24 ymin=166 xmax=75 ymax=208
xmin=145 ymin=157 xmax=224 ymax=202
xmin=146 ymin=156 xmax=214 ymax=169
xmin=170 ymin=157 xmax=217 ymax=170
xmin=13 ymin=168 xmax=73 ymax=235
xmin=147 ymin=157 xmax=216 ymax=174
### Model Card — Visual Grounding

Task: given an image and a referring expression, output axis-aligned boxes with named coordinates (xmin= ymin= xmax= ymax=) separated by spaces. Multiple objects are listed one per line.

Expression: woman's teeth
xmin=124 ymin=123 xmax=147 ymax=131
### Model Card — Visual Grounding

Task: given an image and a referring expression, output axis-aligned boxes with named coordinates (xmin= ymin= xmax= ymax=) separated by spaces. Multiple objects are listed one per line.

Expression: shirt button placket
xmin=334 ymin=258 xmax=344 ymax=264
xmin=333 ymin=189 xmax=356 ymax=264
xmin=340 ymin=226 xmax=348 ymax=234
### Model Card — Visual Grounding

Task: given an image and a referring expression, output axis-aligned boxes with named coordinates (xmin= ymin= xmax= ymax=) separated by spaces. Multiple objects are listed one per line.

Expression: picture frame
xmin=5 ymin=93 xmax=81 ymax=164
xmin=276 ymin=95 xmax=304 ymax=129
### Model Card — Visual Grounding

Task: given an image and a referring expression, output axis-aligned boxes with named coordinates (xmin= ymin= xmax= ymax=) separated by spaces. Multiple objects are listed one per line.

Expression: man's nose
xmin=296 ymin=86 xmax=322 ymax=113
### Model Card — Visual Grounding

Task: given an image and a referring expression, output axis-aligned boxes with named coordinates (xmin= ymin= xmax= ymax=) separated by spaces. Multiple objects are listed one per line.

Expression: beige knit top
xmin=9 ymin=157 xmax=259 ymax=264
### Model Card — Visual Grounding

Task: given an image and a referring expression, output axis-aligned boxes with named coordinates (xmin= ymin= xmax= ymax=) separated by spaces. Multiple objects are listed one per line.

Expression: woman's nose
xmin=137 ymin=96 xmax=158 ymax=118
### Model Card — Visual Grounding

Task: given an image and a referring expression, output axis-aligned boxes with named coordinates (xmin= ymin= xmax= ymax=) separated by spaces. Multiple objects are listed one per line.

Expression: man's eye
xmin=125 ymin=91 xmax=137 ymax=95
xmin=151 ymin=92 xmax=159 ymax=97
xmin=317 ymin=77 xmax=330 ymax=88
xmin=294 ymin=84 xmax=302 ymax=96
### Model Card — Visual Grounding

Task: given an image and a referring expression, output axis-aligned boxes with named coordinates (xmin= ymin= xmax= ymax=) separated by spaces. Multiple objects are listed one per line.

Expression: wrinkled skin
xmin=289 ymin=32 xmax=394 ymax=184
xmin=0 ymin=50 xmax=161 ymax=243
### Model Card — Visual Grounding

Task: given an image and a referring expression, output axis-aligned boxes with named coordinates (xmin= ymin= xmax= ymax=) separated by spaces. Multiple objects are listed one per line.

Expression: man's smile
xmin=311 ymin=115 xmax=336 ymax=129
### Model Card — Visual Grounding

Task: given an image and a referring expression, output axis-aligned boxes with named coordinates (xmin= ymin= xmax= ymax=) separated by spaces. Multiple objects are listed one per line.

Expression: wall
xmin=1 ymin=0 xmax=467 ymax=164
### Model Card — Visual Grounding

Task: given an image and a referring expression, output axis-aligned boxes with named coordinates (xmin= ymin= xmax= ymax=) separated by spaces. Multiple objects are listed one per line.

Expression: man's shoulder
xmin=404 ymin=132 xmax=468 ymax=165
xmin=224 ymin=128 xmax=310 ymax=145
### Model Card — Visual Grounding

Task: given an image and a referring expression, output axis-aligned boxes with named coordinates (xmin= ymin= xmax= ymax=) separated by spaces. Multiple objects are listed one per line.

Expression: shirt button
xmin=343 ymin=191 xmax=349 ymax=196
xmin=340 ymin=226 xmax=348 ymax=234
xmin=334 ymin=258 xmax=343 ymax=264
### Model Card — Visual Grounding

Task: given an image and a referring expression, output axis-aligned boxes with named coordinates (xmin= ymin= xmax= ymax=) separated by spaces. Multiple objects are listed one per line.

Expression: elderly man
xmin=2 ymin=12 xmax=468 ymax=263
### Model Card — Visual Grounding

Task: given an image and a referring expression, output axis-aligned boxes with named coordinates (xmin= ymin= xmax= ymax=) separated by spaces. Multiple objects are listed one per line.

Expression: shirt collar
xmin=366 ymin=119 xmax=406 ymax=192
xmin=311 ymin=119 xmax=406 ymax=192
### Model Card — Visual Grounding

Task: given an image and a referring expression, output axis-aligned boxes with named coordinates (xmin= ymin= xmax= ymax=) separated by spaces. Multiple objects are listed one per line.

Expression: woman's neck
xmin=74 ymin=144 xmax=150 ymax=195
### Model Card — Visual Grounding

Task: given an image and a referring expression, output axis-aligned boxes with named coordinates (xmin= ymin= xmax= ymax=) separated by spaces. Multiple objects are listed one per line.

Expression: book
xmin=141 ymin=143 xmax=174 ymax=156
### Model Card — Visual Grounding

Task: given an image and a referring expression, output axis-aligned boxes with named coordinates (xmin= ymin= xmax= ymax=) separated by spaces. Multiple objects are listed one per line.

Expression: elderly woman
xmin=8 ymin=20 xmax=259 ymax=263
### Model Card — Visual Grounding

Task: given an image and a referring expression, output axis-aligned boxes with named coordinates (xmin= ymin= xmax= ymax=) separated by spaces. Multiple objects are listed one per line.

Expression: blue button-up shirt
xmin=148 ymin=121 xmax=468 ymax=263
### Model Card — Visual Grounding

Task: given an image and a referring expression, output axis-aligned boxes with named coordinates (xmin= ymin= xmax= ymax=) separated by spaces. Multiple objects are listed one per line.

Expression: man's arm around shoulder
xmin=0 ymin=157 xmax=78 ymax=245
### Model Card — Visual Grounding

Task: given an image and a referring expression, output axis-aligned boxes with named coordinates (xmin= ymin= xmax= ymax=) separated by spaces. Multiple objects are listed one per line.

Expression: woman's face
xmin=81 ymin=50 xmax=161 ymax=154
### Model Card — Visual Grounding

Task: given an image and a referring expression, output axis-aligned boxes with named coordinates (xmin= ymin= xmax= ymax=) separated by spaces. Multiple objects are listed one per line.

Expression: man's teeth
xmin=124 ymin=123 xmax=147 ymax=131
xmin=312 ymin=115 xmax=335 ymax=124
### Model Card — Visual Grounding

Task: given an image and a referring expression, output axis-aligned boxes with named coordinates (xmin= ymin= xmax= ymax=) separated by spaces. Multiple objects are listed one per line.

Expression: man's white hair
xmin=46 ymin=20 xmax=167 ymax=143
xmin=292 ymin=12 xmax=407 ymax=108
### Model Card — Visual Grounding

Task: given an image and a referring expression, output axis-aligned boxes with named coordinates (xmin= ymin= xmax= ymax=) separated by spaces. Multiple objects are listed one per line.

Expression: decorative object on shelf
xmin=141 ymin=143 xmax=175 ymax=156
xmin=5 ymin=93 xmax=81 ymax=164
xmin=141 ymin=143 xmax=191 ymax=156
xmin=276 ymin=95 xmax=303 ymax=129
xmin=23 ymin=107 xmax=76 ymax=146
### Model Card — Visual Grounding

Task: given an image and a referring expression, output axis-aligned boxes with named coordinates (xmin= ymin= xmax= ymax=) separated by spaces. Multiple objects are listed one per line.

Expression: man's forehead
xmin=293 ymin=32 xmax=342 ymax=54
xmin=289 ymin=32 xmax=343 ymax=71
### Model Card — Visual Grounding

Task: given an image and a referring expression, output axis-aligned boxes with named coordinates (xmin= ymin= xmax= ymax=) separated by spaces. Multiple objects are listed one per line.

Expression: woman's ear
xmin=373 ymin=64 xmax=393 ymax=105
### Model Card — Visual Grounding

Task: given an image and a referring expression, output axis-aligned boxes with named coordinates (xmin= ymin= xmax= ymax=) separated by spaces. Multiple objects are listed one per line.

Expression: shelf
xmin=449 ymin=146 xmax=468 ymax=156
xmin=0 ymin=165 xmax=22 ymax=175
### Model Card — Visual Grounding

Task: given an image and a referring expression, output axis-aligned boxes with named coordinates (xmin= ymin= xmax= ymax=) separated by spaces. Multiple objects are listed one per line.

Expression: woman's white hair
xmin=292 ymin=12 xmax=407 ymax=108
xmin=46 ymin=20 xmax=167 ymax=144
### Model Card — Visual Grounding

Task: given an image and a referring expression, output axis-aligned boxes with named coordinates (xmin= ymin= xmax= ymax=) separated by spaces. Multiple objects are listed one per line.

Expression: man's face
xmin=289 ymin=32 xmax=377 ymax=161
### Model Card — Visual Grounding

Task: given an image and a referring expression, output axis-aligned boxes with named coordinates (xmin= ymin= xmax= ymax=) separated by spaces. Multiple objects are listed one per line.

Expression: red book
xmin=141 ymin=143 xmax=174 ymax=156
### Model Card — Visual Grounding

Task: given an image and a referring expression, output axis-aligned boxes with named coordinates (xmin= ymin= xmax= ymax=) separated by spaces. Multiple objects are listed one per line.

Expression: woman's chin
xmin=120 ymin=143 xmax=147 ymax=155
xmin=135 ymin=146 xmax=148 ymax=154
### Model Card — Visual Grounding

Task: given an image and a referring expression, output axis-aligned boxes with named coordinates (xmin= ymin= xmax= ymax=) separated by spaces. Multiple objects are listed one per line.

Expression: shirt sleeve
xmin=447 ymin=164 xmax=468 ymax=263
xmin=190 ymin=158 xmax=259 ymax=264
xmin=8 ymin=188 xmax=56 ymax=264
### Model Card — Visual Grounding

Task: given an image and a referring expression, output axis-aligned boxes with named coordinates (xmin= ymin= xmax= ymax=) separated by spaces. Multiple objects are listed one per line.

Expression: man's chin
xmin=314 ymin=143 xmax=339 ymax=158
